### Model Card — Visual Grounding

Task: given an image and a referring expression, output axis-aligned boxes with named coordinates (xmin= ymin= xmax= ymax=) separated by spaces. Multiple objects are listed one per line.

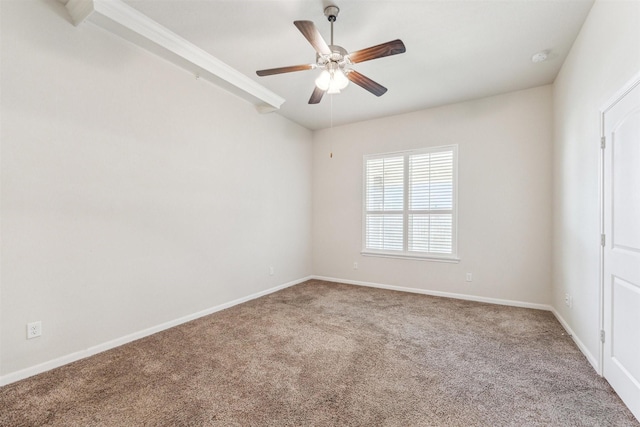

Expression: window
xmin=362 ymin=145 xmax=458 ymax=261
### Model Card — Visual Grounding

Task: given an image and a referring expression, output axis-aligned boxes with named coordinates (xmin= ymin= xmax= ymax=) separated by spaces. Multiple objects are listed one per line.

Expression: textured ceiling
xmin=124 ymin=0 xmax=595 ymax=130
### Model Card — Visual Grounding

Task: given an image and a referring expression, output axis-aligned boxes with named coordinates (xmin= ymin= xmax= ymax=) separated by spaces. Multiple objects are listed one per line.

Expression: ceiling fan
xmin=256 ymin=5 xmax=406 ymax=104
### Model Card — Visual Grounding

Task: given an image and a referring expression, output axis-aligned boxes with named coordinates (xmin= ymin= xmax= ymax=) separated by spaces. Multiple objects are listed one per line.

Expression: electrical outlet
xmin=465 ymin=273 xmax=473 ymax=282
xmin=269 ymin=266 xmax=274 ymax=276
xmin=353 ymin=262 xmax=358 ymax=270
xmin=27 ymin=321 xmax=42 ymax=339
xmin=564 ymin=293 xmax=573 ymax=308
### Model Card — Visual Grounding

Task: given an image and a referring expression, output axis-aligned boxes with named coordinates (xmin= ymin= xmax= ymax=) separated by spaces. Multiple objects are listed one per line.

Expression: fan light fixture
xmin=315 ymin=65 xmax=349 ymax=94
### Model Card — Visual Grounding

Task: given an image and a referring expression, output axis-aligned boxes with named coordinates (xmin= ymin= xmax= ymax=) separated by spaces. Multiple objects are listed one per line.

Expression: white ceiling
xmin=124 ymin=0 xmax=594 ymax=131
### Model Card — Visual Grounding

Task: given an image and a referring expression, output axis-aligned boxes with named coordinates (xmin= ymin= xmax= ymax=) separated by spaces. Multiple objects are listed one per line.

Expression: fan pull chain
xmin=330 ymin=92 xmax=334 ymax=158
xmin=330 ymin=16 xmax=334 ymax=158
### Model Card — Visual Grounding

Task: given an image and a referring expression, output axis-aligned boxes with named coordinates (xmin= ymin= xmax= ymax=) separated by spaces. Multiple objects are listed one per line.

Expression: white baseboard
xmin=312 ymin=275 xmax=553 ymax=311
xmin=0 ymin=276 xmax=312 ymax=387
xmin=2 ymin=275 xmax=601 ymax=388
xmin=550 ymin=307 xmax=599 ymax=372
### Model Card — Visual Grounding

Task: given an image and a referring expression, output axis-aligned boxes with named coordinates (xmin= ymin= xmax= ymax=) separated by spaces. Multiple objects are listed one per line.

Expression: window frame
xmin=361 ymin=145 xmax=459 ymax=262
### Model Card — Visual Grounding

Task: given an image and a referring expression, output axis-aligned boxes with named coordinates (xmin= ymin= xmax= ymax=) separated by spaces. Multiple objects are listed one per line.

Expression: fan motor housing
xmin=316 ymin=45 xmax=350 ymax=69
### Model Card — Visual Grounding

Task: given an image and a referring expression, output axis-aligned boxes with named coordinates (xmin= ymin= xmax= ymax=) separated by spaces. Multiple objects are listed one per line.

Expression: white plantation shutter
xmin=408 ymin=150 xmax=454 ymax=254
xmin=363 ymin=146 xmax=457 ymax=260
xmin=365 ymin=156 xmax=404 ymax=251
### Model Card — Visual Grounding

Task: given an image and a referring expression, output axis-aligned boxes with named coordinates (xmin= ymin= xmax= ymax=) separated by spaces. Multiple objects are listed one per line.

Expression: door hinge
xmin=601 ymin=136 xmax=606 ymax=149
xmin=601 ymin=234 xmax=606 ymax=246
xmin=600 ymin=330 xmax=605 ymax=343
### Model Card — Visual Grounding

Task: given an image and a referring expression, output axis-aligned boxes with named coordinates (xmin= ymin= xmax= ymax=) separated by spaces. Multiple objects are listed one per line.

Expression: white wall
xmin=552 ymin=0 xmax=640 ymax=369
xmin=313 ymin=86 xmax=553 ymax=306
xmin=0 ymin=0 xmax=312 ymax=377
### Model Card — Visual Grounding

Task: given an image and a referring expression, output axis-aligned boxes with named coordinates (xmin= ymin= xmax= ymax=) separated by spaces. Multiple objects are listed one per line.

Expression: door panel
xmin=612 ymin=110 xmax=640 ymax=251
xmin=611 ymin=275 xmax=640 ymax=383
xmin=603 ymin=79 xmax=640 ymax=421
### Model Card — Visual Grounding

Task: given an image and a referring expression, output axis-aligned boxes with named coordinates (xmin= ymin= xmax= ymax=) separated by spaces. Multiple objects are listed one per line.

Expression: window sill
xmin=360 ymin=251 xmax=461 ymax=263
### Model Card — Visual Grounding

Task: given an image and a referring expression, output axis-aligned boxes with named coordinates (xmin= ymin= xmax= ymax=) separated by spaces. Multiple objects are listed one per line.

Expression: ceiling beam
xmin=64 ymin=0 xmax=285 ymax=113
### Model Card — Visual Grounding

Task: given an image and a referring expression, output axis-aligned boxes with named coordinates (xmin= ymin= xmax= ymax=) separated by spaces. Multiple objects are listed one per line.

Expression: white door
xmin=602 ymin=77 xmax=640 ymax=421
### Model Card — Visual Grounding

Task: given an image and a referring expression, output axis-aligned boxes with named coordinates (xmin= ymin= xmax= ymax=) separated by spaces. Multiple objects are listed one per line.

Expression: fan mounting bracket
xmin=324 ymin=6 xmax=339 ymax=22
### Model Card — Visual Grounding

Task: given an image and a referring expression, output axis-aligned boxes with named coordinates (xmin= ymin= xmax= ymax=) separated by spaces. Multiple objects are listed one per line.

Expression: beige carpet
xmin=0 ymin=280 xmax=637 ymax=426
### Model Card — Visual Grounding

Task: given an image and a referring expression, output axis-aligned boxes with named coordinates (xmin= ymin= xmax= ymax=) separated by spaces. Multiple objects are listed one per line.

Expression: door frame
xmin=599 ymin=70 xmax=640 ymax=376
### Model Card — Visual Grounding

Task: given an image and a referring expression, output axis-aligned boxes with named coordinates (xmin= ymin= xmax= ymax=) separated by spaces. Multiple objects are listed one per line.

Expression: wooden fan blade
xmin=256 ymin=64 xmax=314 ymax=76
xmin=348 ymin=39 xmax=406 ymax=64
xmin=294 ymin=20 xmax=331 ymax=55
xmin=347 ymin=70 xmax=388 ymax=97
xmin=309 ymin=86 xmax=325 ymax=104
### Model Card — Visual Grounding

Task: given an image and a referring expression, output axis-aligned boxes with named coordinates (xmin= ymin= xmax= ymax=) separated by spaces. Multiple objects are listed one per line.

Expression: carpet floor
xmin=0 ymin=280 xmax=637 ymax=426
